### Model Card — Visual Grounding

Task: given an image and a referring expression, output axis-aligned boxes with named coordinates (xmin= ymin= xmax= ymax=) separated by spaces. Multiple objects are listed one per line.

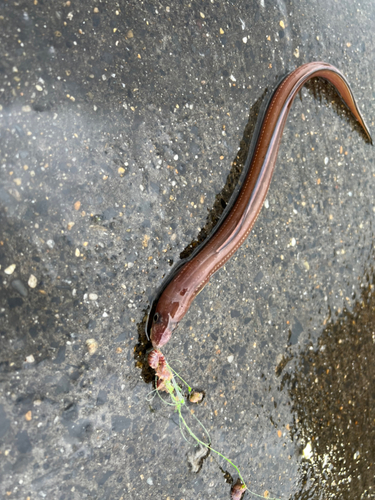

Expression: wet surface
xmin=287 ymin=277 xmax=375 ymax=499
xmin=1 ymin=0 xmax=375 ymax=499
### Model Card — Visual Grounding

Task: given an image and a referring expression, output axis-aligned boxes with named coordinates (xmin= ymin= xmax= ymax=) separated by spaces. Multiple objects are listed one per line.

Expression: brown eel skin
xmin=149 ymin=61 xmax=372 ymax=350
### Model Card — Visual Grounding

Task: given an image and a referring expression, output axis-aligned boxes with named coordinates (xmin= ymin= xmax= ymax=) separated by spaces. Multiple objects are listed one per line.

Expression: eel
xmin=148 ymin=61 xmax=372 ymax=351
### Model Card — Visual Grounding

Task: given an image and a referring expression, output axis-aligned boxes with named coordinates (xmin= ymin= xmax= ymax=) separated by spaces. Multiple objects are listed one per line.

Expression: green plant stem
xmin=167 ymin=363 xmax=192 ymax=392
xmin=154 ymin=364 xmax=282 ymax=500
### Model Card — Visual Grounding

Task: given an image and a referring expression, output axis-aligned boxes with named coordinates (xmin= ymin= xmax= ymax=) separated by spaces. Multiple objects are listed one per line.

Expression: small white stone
xmin=75 ymin=248 xmax=80 ymax=257
xmin=89 ymin=293 xmax=98 ymax=301
xmin=46 ymin=239 xmax=55 ymax=249
xmin=86 ymin=339 xmax=98 ymax=355
xmin=242 ymin=36 xmax=247 ymax=43
xmin=127 ymin=262 xmax=134 ymax=268
xmin=147 ymin=477 xmax=154 ymax=485
xmin=227 ymin=355 xmax=234 ymax=363
xmin=264 ymin=199 xmax=269 ymax=209
xmin=25 ymin=354 xmax=35 ymax=363
xmin=302 ymin=442 xmax=313 ymax=460
xmin=28 ymin=274 xmax=37 ymax=288
xmin=324 ymin=157 xmax=329 ymax=165
xmin=229 ymin=74 xmax=236 ymax=82
xmin=36 ymin=84 xmax=43 ymax=92
xmin=4 ymin=264 xmax=16 ymax=275
xmin=291 ymin=237 xmax=296 ymax=246
xmin=174 ymin=154 xmax=178 ymax=161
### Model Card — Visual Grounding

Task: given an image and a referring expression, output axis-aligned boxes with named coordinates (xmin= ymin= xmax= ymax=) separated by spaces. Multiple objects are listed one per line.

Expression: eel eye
xmin=153 ymin=312 xmax=160 ymax=323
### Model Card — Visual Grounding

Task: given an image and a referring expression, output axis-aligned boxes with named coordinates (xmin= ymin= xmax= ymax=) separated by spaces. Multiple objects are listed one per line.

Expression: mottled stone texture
xmin=0 ymin=1 xmax=374 ymax=499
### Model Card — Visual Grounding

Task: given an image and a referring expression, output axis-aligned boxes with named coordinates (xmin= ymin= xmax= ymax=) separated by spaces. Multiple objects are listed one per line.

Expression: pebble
xmin=86 ymin=339 xmax=98 ymax=355
xmin=25 ymin=354 xmax=35 ymax=363
xmin=46 ymin=240 xmax=55 ymax=249
xmin=227 ymin=355 xmax=234 ymax=363
xmin=4 ymin=264 xmax=16 ymax=275
xmin=89 ymin=293 xmax=98 ymax=301
xmin=11 ymin=279 xmax=28 ymax=297
xmin=146 ymin=477 xmax=153 ymax=485
xmin=189 ymin=390 xmax=205 ymax=403
xmin=142 ymin=234 xmax=150 ymax=248
xmin=8 ymin=187 xmax=21 ymax=201
xmin=28 ymin=274 xmax=37 ymax=288
xmin=302 ymin=442 xmax=313 ymax=460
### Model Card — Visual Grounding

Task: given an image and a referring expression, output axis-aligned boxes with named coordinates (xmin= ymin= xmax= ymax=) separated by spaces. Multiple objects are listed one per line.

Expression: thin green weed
xmin=151 ymin=360 xmax=283 ymax=500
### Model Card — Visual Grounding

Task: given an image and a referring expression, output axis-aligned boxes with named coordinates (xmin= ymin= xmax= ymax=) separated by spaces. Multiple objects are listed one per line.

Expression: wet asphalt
xmin=0 ymin=1 xmax=375 ymax=499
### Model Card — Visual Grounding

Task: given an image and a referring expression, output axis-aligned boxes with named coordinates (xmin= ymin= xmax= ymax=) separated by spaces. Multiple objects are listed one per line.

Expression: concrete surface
xmin=0 ymin=0 xmax=374 ymax=499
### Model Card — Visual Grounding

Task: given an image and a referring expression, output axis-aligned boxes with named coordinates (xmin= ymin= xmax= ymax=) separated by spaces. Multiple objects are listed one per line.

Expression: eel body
xmin=149 ymin=61 xmax=372 ymax=349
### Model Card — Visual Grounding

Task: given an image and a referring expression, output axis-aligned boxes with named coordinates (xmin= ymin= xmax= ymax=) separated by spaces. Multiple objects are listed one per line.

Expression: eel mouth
xmin=150 ymin=325 xmax=172 ymax=349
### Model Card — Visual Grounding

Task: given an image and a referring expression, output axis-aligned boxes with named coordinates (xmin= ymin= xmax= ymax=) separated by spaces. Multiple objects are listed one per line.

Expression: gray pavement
xmin=0 ymin=1 xmax=374 ymax=499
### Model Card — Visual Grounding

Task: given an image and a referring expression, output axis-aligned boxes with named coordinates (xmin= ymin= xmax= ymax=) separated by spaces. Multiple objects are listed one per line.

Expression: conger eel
xmin=148 ymin=61 xmax=372 ymax=354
